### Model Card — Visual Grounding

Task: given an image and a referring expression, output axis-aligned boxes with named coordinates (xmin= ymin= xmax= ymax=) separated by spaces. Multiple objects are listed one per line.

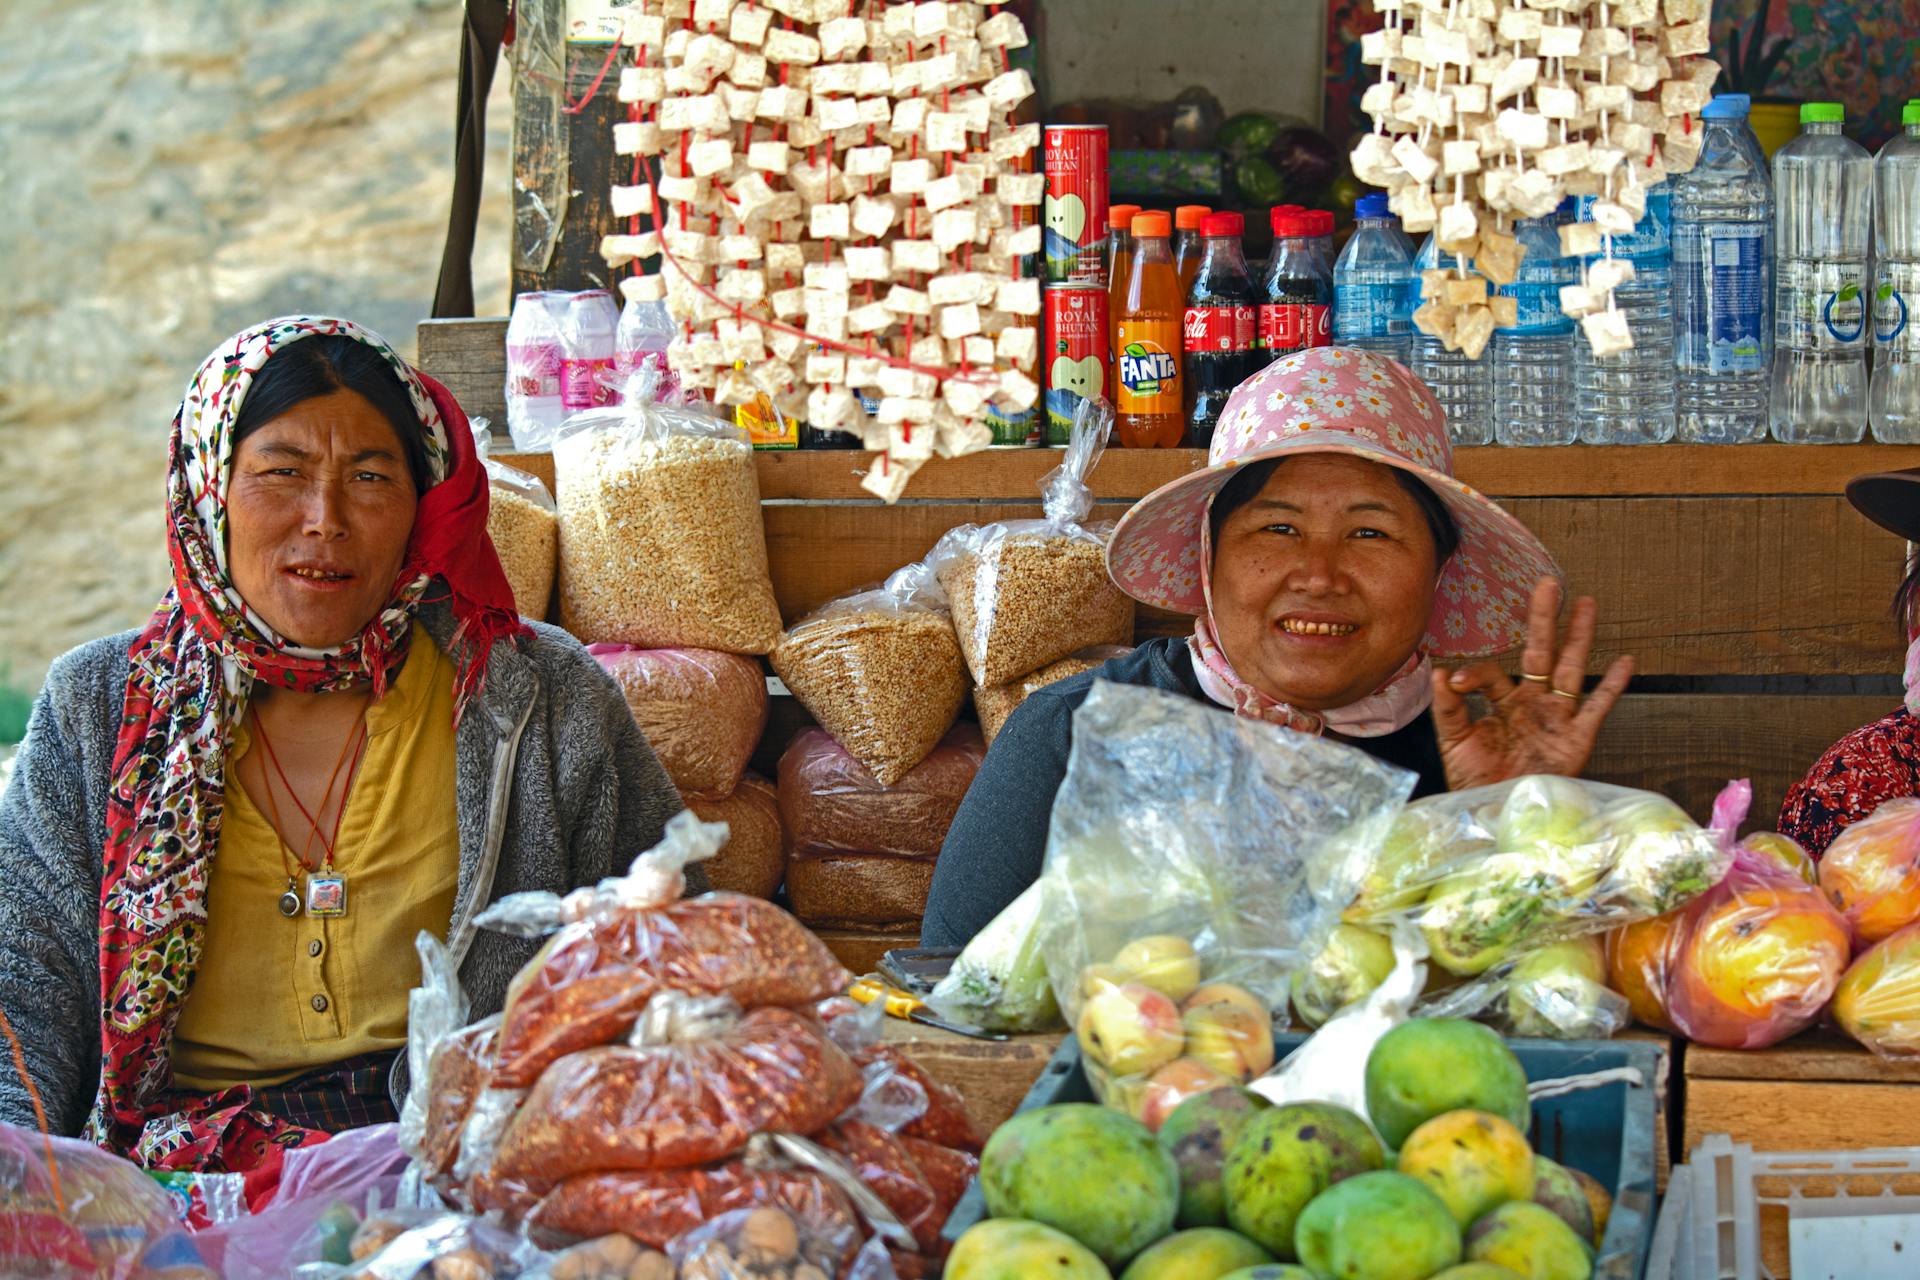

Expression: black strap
xmin=432 ymin=0 xmax=513 ymax=318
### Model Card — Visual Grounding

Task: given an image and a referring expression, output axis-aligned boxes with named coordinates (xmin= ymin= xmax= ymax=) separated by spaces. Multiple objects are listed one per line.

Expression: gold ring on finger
xmin=1550 ymin=686 xmax=1580 ymax=700
xmin=1520 ymin=672 xmax=1551 ymax=683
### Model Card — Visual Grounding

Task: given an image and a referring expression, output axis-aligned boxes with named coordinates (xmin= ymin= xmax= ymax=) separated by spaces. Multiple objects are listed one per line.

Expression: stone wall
xmin=0 ymin=0 xmax=512 ymax=691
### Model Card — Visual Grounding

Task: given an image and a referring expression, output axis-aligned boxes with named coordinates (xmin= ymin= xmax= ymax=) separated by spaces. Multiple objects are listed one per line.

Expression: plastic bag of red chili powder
xmin=526 ymin=1159 xmax=860 ymax=1249
xmin=489 ymin=996 xmax=865 ymax=1185
xmin=477 ymin=813 xmax=852 ymax=1088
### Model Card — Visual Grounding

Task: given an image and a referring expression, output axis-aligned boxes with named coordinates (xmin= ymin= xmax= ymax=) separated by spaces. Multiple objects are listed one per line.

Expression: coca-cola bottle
xmin=1183 ymin=211 xmax=1258 ymax=448
xmin=1259 ymin=207 xmax=1333 ymax=364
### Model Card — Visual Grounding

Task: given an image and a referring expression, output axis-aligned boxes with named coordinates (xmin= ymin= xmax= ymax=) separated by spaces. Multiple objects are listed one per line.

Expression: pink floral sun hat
xmin=1105 ymin=345 xmax=1563 ymax=661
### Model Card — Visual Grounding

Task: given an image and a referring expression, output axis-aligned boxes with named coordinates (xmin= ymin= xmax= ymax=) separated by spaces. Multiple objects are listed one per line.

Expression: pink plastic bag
xmin=193 ymin=1125 xmax=411 ymax=1279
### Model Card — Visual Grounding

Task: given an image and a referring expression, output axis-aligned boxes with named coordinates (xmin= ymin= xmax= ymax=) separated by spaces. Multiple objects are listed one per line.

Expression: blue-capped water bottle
xmin=1493 ymin=207 xmax=1578 ymax=446
xmin=1333 ymin=193 xmax=1415 ymax=363
xmin=1772 ymin=103 xmax=1872 ymax=443
xmin=1575 ymin=183 xmax=1676 ymax=443
xmin=1672 ymin=94 xmax=1774 ymax=444
xmin=1871 ymin=101 xmax=1920 ymax=443
xmin=1410 ymin=233 xmax=1493 ymax=445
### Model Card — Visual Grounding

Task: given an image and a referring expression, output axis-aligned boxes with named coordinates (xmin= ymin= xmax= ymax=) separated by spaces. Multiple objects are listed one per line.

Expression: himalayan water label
xmin=1497 ymin=257 xmax=1577 ymax=336
xmin=1876 ymin=262 xmax=1920 ymax=356
xmin=1578 ymin=186 xmax=1670 ymax=263
xmin=1333 ymin=283 xmax=1407 ymax=340
xmin=1673 ymin=223 xmax=1769 ymax=373
xmin=1782 ymin=259 xmax=1869 ymax=351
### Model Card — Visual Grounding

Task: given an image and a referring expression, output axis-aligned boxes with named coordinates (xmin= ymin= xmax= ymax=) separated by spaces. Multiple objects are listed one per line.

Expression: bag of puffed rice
xmin=587 ymin=645 xmax=769 ymax=798
xmin=553 ymin=394 xmax=783 ymax=654
xmin=770 ymin=563 xmax=968 ymax=788
xmin=928 ymin=397 xmax=1134 ymax=687
xmin=973 ymin=645 xmax=1134 ymax=746
xmin=474 ymin=419 xmax=559 ymax=620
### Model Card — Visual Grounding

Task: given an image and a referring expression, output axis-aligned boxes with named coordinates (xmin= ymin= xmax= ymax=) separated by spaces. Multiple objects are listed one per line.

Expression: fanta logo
xmin=1120 ymin=341 xmax=1178 ymax=396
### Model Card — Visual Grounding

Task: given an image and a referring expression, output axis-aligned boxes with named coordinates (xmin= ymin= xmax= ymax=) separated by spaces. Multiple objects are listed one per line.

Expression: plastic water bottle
xmin=1871 ymin=100 xmax=1920 ymax=443
xmin=1410 ymin=233 xmax=1493 ymax=445
xmin=1772 ymin=103 xmax=1873 ymax=443
xmin=1493 ymin=210 xmax=1578 ymax=446
xmin=1575 ymin=184 xmax=1676 ymax=443
xmin=1333 ymin=193 xmax=1415 ymax=363
xmin=1672 ymin=94 xmax=1774 ymax=443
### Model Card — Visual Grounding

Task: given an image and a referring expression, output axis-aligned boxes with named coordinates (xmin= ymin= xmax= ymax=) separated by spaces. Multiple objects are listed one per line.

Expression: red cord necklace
xmin=251 ymin=704 xmax=368 ymax=919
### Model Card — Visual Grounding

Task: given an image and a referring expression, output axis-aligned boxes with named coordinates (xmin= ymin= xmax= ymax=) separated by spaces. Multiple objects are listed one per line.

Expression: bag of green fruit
xmin=1348 ymin=774 xmax=1731 ymax=1037
xmin=1033 ymin=681 xmax=1413 ymax=1129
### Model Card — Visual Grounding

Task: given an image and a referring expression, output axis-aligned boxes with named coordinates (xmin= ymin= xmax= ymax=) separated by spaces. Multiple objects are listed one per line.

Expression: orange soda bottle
xmin=1115 ymin=211 xmax=1186 ymax=448
xmin=1173 ymin=205 xmax=1213 ymax=296
xmin=1105 ymin=204 xmax=1142 ymax=400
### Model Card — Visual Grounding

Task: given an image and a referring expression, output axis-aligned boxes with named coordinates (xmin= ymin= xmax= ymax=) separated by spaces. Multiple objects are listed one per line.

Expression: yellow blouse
xmin=172 ymin=627 xmax=462 ymax=1092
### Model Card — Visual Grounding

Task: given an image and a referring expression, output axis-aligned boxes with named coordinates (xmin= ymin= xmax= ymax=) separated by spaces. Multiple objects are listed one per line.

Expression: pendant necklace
xmin=251 ymin=703 xmax=368 ymax=919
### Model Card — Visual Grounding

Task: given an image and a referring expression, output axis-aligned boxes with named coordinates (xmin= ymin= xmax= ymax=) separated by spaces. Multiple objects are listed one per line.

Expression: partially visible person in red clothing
xmin=1780 ymin=465 xmax=1920 ymax=856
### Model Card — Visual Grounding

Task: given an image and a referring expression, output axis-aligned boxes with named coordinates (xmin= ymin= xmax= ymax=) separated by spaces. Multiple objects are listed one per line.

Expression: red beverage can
xmin=1043 ymin=124 xmax=1110 ymax=285
xmin=1044 ymin=283 xmax=1110 ymax=444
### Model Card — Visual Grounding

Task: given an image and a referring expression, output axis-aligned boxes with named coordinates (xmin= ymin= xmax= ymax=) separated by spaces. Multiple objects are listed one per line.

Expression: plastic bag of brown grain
xmin=474 ymin=418 xmax=558 ymax=620
xmin=553 ymin=395 xmax=782 ymax=654
xmin=770 ymin=564 xmax=968 ymax=787
xmin=973 ymin=645 xmax=1134 ymax=745
xmin=928 ymin=398 xmax=1134 ymax=687
xmin=778 ymin=727 xmax=984 ymax=928
xmin=685 ymin=774 xmax=785 ymax=900
xmin=588 ymin=645 xmax=769 ymax=797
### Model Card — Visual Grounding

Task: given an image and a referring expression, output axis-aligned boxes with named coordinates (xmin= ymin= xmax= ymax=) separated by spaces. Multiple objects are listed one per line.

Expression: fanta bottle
xmin=1115 ymin=211 xmax=1186 ymax=447
xmin=1106 ymin=204 xmax=1142 ymax=401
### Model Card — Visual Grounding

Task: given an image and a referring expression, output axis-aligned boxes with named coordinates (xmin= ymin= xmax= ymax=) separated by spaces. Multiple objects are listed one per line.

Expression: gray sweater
xmin=0 ymin=601 xmax=686 ymax=1137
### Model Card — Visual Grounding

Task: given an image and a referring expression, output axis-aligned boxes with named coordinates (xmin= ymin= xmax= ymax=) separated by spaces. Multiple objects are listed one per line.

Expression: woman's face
xmin=226 ymin=388 xmax=419 ymax=650
xmin=1210 ymin=454 xmax=1442 ymax=712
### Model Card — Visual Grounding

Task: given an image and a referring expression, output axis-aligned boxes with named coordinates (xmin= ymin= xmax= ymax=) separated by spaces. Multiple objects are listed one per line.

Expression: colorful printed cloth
xmin=1779 ymin=705 xmax=1920 ymax=856
xmin=85 ymin=316 xmax=526 ymax=1177
xmin=1106 ymin=347 xmax=1563 ymax=661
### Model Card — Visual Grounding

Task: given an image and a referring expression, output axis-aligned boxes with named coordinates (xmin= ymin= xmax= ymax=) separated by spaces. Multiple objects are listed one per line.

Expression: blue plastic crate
xmin=943 ymin=1031 xmax=1662 ymax=1280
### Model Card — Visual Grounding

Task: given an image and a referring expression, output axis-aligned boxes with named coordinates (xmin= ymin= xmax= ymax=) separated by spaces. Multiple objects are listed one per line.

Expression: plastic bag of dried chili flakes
xmin=474 ymin=812 xmax=853 ymax=1089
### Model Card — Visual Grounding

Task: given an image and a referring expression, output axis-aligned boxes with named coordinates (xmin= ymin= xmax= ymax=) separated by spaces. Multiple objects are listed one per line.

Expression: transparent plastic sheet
xmin=0 ymin=1121 xmax=213 ymax=1278
xmin=526 ymin=1160 xmax=860 ymax=1251
xmin=924 ymin=881 xmax=1062 ymax=1035
xmin=473 ymin=418 xmax=559 ymax=620
xmin=552 ymin=396 xmax=782 ymax=653
xmin=1040 ymin=681 xmax=1413 ymax=1121
xmin=199 ymin=1127 xmax=416 ymax=1280
xmin=666 ymin=1202 xmax=866 ymax=1279
xmin=290 ymin=1210 xmax=556 ymax=1279
xmin=1418 ymin=935 xmax=1632 ymax=1040
xmin=614 ymin=298 xmax=680 ymax=408
xmin=487 ymin=997 xmax=865 ymax=1185
xmin=1347 ymin=775 xmax=1731 ymax=980
xmin=777 ymin=727 xmax=985 ymax=929
xmin=1832 ymin=918 xmax=1920 ymax=1057
xmin=927 ymin=399 xmax=1134 ymax=687
xmin=1816 ymin=795 xmax=1920 ymax=947
xmin=684 ymin=775 xmax=786 ymax=900
xmin=400 ymin=933 xmax=472 ymax=1174
xmin=973 ymin=645 xmax=1133 ymax=746
xmin=478 ymin=813 xmax=852 ymax=1088
xmin=1254 ymin=926 xmax=1426 ymax=1128
xmin=769 ymin=564 xmax=970 ymax=788
xmin=586 ymin=646 xmax=769 ymax=797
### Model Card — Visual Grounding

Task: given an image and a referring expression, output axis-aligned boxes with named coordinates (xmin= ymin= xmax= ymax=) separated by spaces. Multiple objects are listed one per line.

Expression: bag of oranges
xmin=1832 ymin=919 xmax=1920 ymax=1057
xmin=1818 ymin=797 xmax=1920 ymax=947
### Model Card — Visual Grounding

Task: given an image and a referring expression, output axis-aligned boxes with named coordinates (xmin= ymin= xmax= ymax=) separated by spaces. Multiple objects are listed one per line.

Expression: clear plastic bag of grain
xmin=587 ymin=645 xmax=769 ymax=798
xmin=685 ymin=774 xmax=786 ymax=900
xmin=473 ymin=418 xmax=558 ymax=620
xmin=928 ymin=397 xmax=1133 ymax=687
xmin=770 ymin=564 xmax=968 ymax=788
xmin=553 ymin=379 xmax=782 ymax=654
xmin=973 ymin=645 xmax=1134 ymax=746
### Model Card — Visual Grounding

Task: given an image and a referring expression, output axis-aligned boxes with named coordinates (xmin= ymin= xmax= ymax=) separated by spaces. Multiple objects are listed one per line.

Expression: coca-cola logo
xmin=1184 ymin=311 xmax=1209 ymax=343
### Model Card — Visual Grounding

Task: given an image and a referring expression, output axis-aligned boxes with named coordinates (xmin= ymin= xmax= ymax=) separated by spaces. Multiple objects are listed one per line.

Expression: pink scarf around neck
xmin=1188 ymin=617 xmax=1434 ymax=738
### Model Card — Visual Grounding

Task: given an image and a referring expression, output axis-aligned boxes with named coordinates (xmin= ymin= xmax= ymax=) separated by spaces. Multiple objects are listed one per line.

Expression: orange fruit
xmin=1832 ymin=920 xmax=1920 ymax=1055
xmin=1672 ymin=878 xmax=1850 ymax=1049
xmin=1606 ymin=914 xmax=1684 ymax=1033
xmin=1820 ymin=798 xmax=1920 ymax=946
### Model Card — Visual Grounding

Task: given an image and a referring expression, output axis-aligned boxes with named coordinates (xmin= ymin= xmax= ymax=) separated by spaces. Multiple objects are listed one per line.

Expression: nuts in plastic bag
xmin=553 ymin=401 xmax=782 ymax=653
xmin=473 ymin=419 xmax=557 ymax=620
xmin=1817 ymin=796 xmax=1920 ymax=947
xmin=685 ymin=775 xmax=786 ymax=899
xmin=668 ymin=1203 xmax=862 ymax=1280
xmin=480 ymin=814 xmax=852 ymax=1088
xmin=973 ymin=645 xmax=1132 ymax=745
xmin=770 ymin=565 xmax=968 ymax=787
xmin=588 ymin=646 xmax=770 ymax=797
xmin=929 ymin=399 xmax=1134 ymax=687
xmin=292 ymin=1210 xmax=555 ymax=1280
xmin=489 ymin=998 xmax=865 ymax=1184
xmin=527 ymin=1162 xmax=858 ymax=1250
xmin=1038 ymin=681 xmax=1413 ymax=1121
xmin=544 ymin=1234 xmax=675 ymax=1280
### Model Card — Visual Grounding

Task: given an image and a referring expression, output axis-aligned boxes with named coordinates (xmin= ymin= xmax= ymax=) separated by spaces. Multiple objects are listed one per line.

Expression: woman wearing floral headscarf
xmin=0 ymin=317 xmax=683 ymax=1183
xmin=922 ymin=348 xmax=1635 ymax=948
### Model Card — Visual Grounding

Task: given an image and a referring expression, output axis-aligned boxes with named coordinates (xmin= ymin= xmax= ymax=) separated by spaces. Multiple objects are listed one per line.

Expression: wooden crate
xmin=1683 ymin=1034 xmax=1920 ymax=1277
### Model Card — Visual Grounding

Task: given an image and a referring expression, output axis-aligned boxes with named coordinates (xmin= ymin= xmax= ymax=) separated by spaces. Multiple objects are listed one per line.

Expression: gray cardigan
xmin=0 ymin=601 xmax=686 ymax=1137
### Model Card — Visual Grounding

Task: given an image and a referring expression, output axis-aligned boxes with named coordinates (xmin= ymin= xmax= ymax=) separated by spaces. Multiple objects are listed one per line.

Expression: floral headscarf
xmin=85 ymin=316 xmax=526 ymax=1177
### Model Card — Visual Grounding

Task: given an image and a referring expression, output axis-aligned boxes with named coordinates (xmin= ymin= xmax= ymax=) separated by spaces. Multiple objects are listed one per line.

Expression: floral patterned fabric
xmin=1105 ymin=347 xmax=1563 ymax=660
xmin=1779 ymin=706 xmax=1920 ymax=856
xmin=86 ymin=316 xmax=524 ymax=1178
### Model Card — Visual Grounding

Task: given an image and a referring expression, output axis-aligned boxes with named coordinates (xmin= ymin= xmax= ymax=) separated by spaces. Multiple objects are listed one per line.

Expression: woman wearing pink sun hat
xmin=921 ymin=346 xmax=1635 ymax=948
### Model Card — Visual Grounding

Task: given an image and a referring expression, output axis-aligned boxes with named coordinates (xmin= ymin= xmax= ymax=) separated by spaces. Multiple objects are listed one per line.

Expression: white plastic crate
xmin=1648 ymin=1134 xmax=1920 ymax=1279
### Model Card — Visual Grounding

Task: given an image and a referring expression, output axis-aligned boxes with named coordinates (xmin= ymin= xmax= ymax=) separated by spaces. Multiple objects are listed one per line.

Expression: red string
xmin=0 ymin=1004 xmax=63 ymax=1213
xmin=563 ymin=39 xmax=625 ymax=115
